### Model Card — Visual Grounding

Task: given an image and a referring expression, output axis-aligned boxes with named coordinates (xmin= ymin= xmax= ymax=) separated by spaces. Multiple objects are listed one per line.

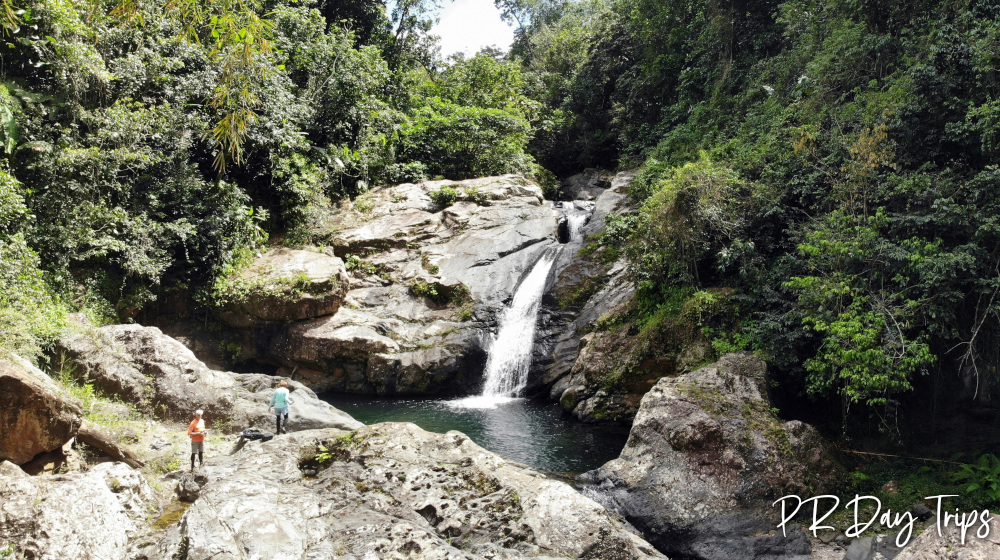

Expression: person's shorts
xmin=274 ymin=407 xmax=288 ymax=417
xmin=191 ymin=440 xmax=204 ymax=453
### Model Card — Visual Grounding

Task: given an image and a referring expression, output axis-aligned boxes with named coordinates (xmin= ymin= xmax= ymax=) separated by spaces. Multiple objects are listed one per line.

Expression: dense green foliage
xmin=0 ymin=0 xmax=542 ymax=357
xmin=510 ymin=0 xmax=1000 ymax=439
xmin=3 ymin=0 xmax=999 ymax=450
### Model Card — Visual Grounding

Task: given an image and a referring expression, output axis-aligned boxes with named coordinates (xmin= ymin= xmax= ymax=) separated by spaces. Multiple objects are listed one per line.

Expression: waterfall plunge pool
xmin=320 ymin=223 xmax=625 ymax=480
xmin=322 ymin=393 xmax=630 ymax=479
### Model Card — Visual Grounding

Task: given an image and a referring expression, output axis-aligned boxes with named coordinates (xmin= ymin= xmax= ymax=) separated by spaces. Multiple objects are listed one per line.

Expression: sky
xmin=431 ymin=0 xmax=516 ymax=57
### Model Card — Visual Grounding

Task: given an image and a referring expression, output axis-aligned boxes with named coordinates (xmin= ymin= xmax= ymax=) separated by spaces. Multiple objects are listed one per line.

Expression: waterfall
xmin=564 ymin=206 xmax=589 ymax=243
xmin=450 ymin=250 xmax=556 ymax=408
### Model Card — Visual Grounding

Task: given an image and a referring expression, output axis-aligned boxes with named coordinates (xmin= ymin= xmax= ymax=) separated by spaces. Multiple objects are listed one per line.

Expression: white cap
xmin=195 ymin=409 xmax=204 ymax=416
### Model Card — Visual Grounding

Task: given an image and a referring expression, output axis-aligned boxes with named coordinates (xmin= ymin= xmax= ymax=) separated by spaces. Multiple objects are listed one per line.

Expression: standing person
xmin=187 ymin=409 xmax=207 ymax=471
xmin=268 ymin=380 xmax=292 ymax=435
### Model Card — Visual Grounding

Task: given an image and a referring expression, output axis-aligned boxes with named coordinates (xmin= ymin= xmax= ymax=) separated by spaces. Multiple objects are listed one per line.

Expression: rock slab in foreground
xmin=54 ymin=324 xmax=362 ymax=432
xmin=0 ymin=358 xmax=82 ymax=465
xmin=0 ymin=460 xmax=153 ymax=560
xmin=147 ymin=423 xmax=667 ymax=560
xmin=580 ymin=352 xmax=842 ymax=560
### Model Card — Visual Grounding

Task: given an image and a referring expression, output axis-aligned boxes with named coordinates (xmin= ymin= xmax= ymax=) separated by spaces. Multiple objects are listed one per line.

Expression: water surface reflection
xmin=322 ymin=394 xmax=630 ymax=477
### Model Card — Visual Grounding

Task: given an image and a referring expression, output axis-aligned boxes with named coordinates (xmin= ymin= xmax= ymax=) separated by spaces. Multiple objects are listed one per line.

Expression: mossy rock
xmin=216 ymin=249 xmax=350 ymax=327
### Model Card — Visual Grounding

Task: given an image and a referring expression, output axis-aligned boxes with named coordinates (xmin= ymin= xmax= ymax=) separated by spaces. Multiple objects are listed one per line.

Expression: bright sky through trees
xmin=432 ymin=0 xmax=515 ymax=56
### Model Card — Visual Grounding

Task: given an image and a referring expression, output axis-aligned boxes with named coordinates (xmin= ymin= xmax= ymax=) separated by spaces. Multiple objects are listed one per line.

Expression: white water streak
xmin=480 ymin=252 xmax=556 ymax=399
xmin=565 ymin=207 xmax=589 ymax=242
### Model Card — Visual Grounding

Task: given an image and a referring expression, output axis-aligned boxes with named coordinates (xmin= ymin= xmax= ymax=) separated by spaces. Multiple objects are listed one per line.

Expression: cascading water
xmin=482 ymin=251 xmax=556 ymax=397
xmin=564 ymin=204 xmax=589 ymax=243
xmin=451 ymin=250 xmax=556 ymax=408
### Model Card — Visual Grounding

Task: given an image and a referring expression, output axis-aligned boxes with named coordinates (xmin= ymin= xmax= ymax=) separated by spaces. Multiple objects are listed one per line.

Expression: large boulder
xmin=223 ymin=175 xmax=562 ymax=395
xmin=0 ymin=460 xmax=153 ymax=560
xmin=54 ymin=324 xmax=362 ymax=432
xmin=0 ymin=358 xmax=82 ymax=465
xmin=216 ymin=248 xmax=350 ymax=328
xmin=579 ymin=353 xmax=842 ymax=560
xmin=144 ymin=423 xmax=667 ymax=560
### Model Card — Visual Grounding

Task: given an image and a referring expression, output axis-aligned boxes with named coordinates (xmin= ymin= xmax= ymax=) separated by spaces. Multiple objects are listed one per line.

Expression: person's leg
xmin=276 ymin=413 xmax=282 ymax=435
xmin=282 ymin=413 xmax=289 ymax=433
xmin=190 ymin=453 xmax=195 ymax=471
xmin=198 ymin=451 xmax=203 ymax=467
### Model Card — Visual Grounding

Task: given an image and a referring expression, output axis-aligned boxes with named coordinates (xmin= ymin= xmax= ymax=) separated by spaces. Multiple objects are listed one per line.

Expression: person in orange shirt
xmin=187 ymin=409 xmax=207 ymax=471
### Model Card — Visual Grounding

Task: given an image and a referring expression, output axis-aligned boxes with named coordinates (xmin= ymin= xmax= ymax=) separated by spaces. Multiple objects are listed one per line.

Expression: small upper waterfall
xmin=451 ymin=250 xmax=556 ymax=408
xmin=564 ymin=205 xmax=589 ymax=243
xmin=558 ymin=201 xmax=592 ymax=244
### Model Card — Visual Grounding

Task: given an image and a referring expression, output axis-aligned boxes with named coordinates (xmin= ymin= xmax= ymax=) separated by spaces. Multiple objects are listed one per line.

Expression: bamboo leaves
xmin=118 ymin=0 xmax=277 ymax=172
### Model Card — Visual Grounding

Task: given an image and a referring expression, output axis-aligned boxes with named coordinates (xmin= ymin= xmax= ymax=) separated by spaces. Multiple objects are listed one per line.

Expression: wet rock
xmin=0 ymin=358 xmax=82 ymax=465
xmin=54 ymin=324 xmax=361 ymax=432
xmin=146 ymin=423 xmax=666 ymax=560
xmin=216 ymin=248 xmax=350 ymax=328
xmin=579 ymin=353 xmax=842 ymax=560
xmin=537 ymin=172 xmax=648 ymax=420
xmin=0 ymin=460 xmax=153 ymax=560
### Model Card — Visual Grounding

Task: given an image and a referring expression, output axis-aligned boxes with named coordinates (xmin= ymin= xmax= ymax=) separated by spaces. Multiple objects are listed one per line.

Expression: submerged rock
xmin=0 ymin=358 xmax=82 ymax=465
xmin=54 ymin=324 xmax=361 ymax=432
xmin=145 ymin=423 xmax=667 ymax=560
xmin=579 ymin=353 xmax=842 ymax=560
xmin=0 ymin=460 xmax=154 ymax=560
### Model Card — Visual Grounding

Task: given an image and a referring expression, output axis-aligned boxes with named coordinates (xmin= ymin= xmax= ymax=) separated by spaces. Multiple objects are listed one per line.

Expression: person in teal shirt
xmin=268 ymin=380 xmax=292 ymax=434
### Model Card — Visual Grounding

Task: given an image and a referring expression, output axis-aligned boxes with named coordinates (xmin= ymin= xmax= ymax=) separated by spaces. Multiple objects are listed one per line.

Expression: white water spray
xmin=451 ymin=251 xmax=556 ymax=409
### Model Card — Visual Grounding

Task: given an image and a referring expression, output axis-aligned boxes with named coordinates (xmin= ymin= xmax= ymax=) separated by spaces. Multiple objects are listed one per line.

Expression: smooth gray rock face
xmin=227 ymin=175 xmax=561 ymax=395
xmin=216 ymin=248 xmax=350 ymax=328
xmin=54 ymin=324 xmax=362 ymax=432
xmin=0 ymin=358 xmax=82 ymax=465
xmin=0 ymin=460 xmax=153 ymax=560
xmin=579 ymin=353 xmax=842 ymax=560
xmin=534 ymin=171 xmax=641 ymax=418
xmin=145 ymin=423 xmax=667 ymax=560
xmin=560 ymin=169 xmax=611 ymax=201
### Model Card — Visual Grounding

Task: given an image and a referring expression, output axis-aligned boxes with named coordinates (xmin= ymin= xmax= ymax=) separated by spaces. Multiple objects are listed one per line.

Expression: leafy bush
xmin=429 ymin=185 xmax=459 ymax=208
xmin=633 ymin=153 xmax=749 ymax=284
xmin=952 ymin=454 xmax=1000 ymax=508
xmin=0 ymin=233 xmax=68 ymax=358
xmin=401 ymin=98 xmax=533 ymax=180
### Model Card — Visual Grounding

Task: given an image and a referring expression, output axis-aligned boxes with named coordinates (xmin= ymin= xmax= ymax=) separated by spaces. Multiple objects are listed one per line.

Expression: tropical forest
xmin=2 ymin=0 xmax=1000 ymax=558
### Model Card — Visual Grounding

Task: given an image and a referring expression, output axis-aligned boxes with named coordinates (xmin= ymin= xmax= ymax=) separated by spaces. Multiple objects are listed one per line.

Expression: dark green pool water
xmin=323 ymin=394 xmax=631 ymax=477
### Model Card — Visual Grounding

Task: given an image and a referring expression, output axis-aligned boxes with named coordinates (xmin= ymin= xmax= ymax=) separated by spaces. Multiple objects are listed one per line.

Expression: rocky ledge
xmin=142 ymin=423 xmax=667 ymax=560
xmin=53 ymin=323 xmax=361 ymax=431
xmin=0 ymin=421 xmax=668 ymax=560
xmin=209 ymin=174 xmax=563 ymax=396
